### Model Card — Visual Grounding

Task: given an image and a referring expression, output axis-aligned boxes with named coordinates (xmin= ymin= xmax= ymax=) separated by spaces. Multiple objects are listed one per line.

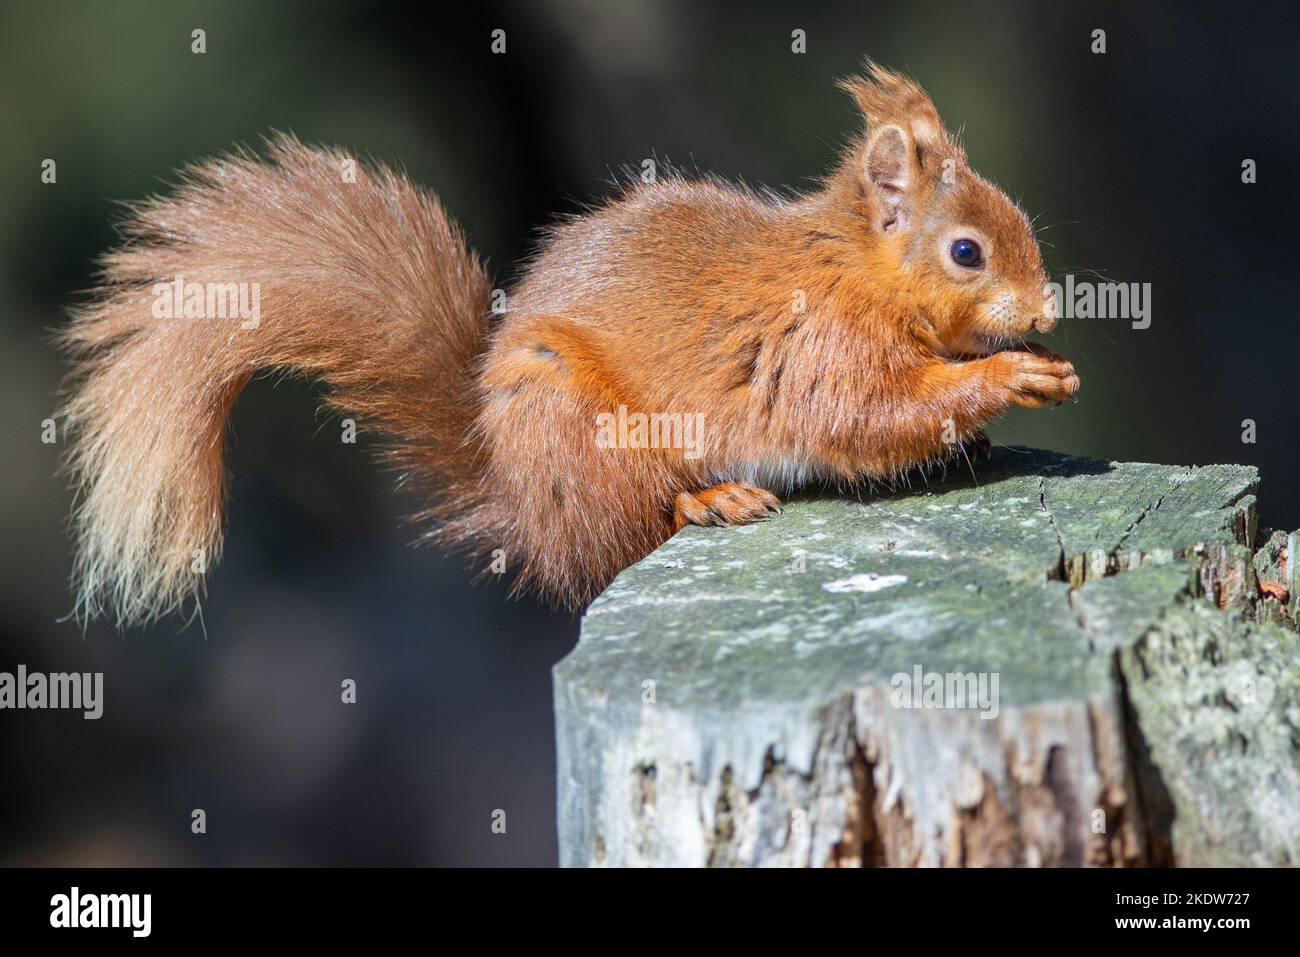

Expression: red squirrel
xmin=60 ymin=63 xmax=1077 ymax=623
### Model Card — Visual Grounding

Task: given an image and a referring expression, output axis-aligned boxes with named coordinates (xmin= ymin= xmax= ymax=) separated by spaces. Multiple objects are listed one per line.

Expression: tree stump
xmin=553 ymin=448 xmax=1300 ymax=866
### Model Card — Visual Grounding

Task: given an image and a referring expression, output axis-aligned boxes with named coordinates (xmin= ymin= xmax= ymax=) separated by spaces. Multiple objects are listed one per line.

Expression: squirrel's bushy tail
xmin=60 ymin=134 xmax=494 ymax=625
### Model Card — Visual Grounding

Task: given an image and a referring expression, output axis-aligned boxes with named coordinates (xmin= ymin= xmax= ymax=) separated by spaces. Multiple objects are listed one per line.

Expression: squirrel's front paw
xmin=992 ymin=348 xmax=1079 ymax=408
xmin=674 ymin=482 xmax=781 ymax=531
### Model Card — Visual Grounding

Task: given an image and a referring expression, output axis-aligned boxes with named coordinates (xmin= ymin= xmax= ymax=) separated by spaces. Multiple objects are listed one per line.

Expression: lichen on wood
xmin=553 ymin=448 xmax=1298 ymax=866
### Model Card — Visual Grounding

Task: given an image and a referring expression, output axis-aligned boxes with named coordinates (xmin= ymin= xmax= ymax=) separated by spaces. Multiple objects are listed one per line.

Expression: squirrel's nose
xmin=1034 ymin=290 xmax=1059 ymax=332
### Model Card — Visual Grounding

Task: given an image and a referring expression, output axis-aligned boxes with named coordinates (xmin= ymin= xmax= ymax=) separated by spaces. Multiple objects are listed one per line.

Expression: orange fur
xmin=61 ymin=63 xmax=1076 ymax=622
xmin=60 ymin=137 xmax=493 ymax=624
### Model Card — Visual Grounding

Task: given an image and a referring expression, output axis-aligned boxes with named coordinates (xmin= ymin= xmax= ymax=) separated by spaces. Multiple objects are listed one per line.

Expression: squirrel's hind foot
xmin=673 ymin=482 xmax=782 ymax=532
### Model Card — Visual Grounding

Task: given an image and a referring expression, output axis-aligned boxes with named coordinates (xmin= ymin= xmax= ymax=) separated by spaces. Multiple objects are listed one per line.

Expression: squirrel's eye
xmin=950 ymin=238 xmax=983 ymax=268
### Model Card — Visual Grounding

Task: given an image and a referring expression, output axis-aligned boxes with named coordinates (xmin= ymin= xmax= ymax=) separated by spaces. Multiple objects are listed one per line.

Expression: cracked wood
xmin=553 ymin=447 xmax=1299 ymax=867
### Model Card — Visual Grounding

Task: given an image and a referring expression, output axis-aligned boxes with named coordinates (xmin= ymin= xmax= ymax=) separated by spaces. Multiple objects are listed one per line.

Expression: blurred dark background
xmin=1 ymin=1 xmax=1296 ymax=865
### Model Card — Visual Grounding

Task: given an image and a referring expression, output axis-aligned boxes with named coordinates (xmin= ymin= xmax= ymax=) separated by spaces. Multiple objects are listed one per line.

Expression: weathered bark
xmin=553 ymin=448 xmax=1299 ymax=866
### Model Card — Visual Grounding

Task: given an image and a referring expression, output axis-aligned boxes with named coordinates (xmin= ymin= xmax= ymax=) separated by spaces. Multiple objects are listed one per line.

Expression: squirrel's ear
xmin=864 ymin=124 xmax=913 ymax=232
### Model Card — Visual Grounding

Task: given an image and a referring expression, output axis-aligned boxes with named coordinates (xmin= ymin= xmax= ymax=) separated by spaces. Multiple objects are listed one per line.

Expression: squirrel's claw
xmin=674 ymin=482 xmax=782 ymax=532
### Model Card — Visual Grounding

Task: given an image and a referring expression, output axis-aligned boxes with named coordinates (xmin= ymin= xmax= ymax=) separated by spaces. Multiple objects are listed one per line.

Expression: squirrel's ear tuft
xmin=838 ymin=61 xmax=950 ymax=154
xmin=864 ymin=124 xmax=913 ymax=232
